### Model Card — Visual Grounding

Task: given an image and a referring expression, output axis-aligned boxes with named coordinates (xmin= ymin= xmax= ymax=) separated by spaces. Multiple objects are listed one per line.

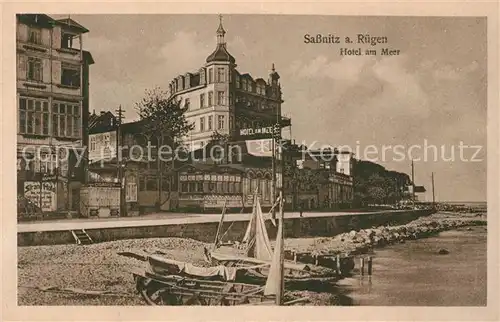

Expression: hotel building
xmin=167 ymin=16 xmax=290 ymax=151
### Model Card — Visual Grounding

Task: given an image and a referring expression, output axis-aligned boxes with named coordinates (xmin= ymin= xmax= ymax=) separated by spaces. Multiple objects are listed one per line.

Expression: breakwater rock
xmin=284 ymin=213 xmax=487 ymax=257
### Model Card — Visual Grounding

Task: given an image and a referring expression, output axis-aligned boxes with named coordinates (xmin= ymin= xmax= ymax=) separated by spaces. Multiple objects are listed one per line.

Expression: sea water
xmin=335 ymin=226 xmax=487 ymax=306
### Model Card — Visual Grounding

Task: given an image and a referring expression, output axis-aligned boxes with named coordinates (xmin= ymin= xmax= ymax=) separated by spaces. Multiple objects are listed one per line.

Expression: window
xmin=218 ymin=115 xmax=225 ymax=130
xmin=229 ymin=93 xmax=233 ymax=105
xmin=200 ymin=93 xmax=205 ymax=108
xmin=28 ymin=27 xmax=42 ymax=45
xmin=229 ymin=116 xmax=233 ymax=130
xmin=52 ymin=101 xmax=81 ymax=138
xmin=90 ymin=136 xmax=96 ymax=152
xmin=208 ymin=115 xmax=213 ymax=130
xmin=61 ymin=33 xmax=75 ymax=49
xmin=200 ymin=117 xmax=205 ymax=132
xmin=184 ymin=98 xmax=190 ymax=110
xmin=217 ymin=68 xmax=225 ymax=82
xmin=27 ymin=57 xmax=43 ymax=82
xmin=242 ymin=79 xmax=247 ymax=91
xmin=18 ymin=97 xmax=49 ymax=136
xmin=208 ymin=91 xmax=213 ymax=106
xmin=61 ymin=63 xmax=80 ymax=87
xmin=208 ymin=68 xmax=213 ymax=83
xmin=217 ymin=91 xmax=225 ymax=105
xmin=34 ymin=153 xmax=58 ymax=174
xmin=236 ymin=76 xmax=240 ymax=89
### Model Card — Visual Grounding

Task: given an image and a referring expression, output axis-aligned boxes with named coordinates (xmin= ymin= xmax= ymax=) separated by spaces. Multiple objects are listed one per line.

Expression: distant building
xmin=87 ymin=112 xmax=178 ymax=213
xmin=168 ymin=16 xmax=290 ymax=151
xmin=16 ymin=14 xmax=94 ymax=213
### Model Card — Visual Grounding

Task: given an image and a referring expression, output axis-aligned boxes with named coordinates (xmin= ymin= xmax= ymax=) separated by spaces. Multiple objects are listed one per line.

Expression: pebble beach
xmin=17 ymin=212 xmax=487 ymax=305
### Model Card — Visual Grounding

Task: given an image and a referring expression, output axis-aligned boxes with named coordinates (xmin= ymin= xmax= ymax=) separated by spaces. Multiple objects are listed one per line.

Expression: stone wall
xmin=17 ymin=209 xmax=435 ymax=247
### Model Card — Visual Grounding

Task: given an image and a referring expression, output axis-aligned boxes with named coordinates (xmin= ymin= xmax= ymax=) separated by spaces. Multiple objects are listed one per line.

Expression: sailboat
xmin=205 ymin=191 xmax=338 ymax=283
xmin=128 ymin=191 xmax=306 ymax=306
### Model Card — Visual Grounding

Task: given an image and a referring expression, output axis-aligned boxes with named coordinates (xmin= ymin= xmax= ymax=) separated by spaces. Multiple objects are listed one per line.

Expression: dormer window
xmin=28 ymin=27 xmax=42 ymax=45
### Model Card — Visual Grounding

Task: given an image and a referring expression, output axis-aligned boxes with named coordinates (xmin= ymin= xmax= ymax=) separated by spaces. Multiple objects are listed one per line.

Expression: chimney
xmin=100 ymin=111 xmax=105 ymax=116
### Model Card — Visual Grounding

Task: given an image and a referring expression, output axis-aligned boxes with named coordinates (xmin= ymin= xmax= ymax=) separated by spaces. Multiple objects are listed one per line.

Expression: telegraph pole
xmin=115 ymin=105 xmax=125 ymax=216
xmin=431 ymin=172 xmax=436 ymax=207
xmin=274 ymin=119 xmax=285 ymax=305
xmin=411 ymin=159 xmax=416 ymax=209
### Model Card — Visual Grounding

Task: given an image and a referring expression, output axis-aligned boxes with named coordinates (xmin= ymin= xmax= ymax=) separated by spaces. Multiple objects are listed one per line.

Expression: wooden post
xmin=336 ymin=254 xmax=341 ymax=276
xmin=360 ymin=257 xmax=365 ymax=276
xmin=367 ymin=256 xmax=373 ymax=276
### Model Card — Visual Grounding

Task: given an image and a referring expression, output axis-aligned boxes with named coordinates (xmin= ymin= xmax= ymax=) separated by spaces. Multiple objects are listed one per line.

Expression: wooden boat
xmin=132 ymin=268 xmax=276 ymax=305
xmin=129 ymin=197 xmax=308 ymax=305
xmin=206 ymin=194 xmax=351 ymax=282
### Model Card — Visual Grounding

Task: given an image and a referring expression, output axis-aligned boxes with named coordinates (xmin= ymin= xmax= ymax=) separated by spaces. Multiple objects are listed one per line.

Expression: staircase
xmin=71 ymin=229 xmax=93 ymax=245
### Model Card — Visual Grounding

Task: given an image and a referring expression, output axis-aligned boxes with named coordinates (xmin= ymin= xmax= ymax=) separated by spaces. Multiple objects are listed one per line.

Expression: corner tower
xmin=203 ymin=15 xmax=236 ymax=139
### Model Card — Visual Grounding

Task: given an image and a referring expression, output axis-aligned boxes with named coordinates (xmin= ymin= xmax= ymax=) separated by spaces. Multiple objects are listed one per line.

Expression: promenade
xmin=17 ymin=209 xmax=403 ymax=233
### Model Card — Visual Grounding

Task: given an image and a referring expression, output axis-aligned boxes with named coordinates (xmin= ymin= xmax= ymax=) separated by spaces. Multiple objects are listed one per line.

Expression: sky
xmin=61 ymin=14 xmax=487 ymax=202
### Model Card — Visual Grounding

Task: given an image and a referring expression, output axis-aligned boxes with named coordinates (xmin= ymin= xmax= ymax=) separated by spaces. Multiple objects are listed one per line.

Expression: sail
xmin=241 ymin=203 xmax=255 ymax=244
xmin=264 ymin=199 xmax=284 ymax=296
xmin=245 ymin=195 xmax=273 ymax=261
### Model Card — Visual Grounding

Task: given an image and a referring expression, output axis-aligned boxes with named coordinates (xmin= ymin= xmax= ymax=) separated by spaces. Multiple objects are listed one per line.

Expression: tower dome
xmin=206 ymin=15 xmax=236 ymax=64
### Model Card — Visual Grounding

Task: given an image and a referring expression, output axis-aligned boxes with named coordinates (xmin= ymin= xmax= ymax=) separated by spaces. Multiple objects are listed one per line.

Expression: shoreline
xmin=17 ymin=211 xmax=487 ymax=305
xmin=284 ymin=211 xmax=487 ymax=258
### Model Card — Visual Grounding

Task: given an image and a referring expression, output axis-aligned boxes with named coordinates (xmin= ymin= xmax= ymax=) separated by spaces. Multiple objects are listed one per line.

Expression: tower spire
xmin=216 ymin=14 xmax=226 ymax=45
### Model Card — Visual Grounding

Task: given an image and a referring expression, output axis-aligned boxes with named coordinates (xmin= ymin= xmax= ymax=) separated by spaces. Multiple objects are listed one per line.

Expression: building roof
xmin=56 ymin=17 xmax=89 ymax=33
xmin=206 ymin=15 xmax=235 ymax=64
xmin=83 ymin=50 xmax=95 ymax=64
xmin=206 ymin=43 xmax=236 ymax=64
xmin=17 ymin=14 xmax=58 ymax=29
xmin=88 ymin=111 xmax=118 ymax=134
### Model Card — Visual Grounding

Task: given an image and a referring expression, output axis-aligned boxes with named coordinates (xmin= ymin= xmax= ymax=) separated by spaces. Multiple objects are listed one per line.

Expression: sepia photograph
xmin=2 ymin=3 xmax=499 ymax=320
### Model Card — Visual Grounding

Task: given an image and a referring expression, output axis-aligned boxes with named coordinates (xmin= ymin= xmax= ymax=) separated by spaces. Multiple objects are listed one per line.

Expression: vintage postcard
xmin=1 ymin=1 xmax=499 ymax=321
